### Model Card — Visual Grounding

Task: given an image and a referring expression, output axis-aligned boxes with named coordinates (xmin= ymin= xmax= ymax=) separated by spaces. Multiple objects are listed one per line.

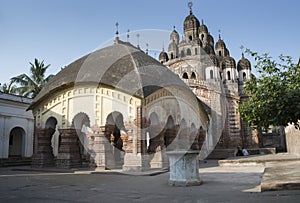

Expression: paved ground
xmin=0 ymin=155 xmax=300 ymax=202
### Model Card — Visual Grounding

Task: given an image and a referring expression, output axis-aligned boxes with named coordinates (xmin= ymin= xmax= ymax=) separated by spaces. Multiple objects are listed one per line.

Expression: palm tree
xmin=0 ymin=82 xmax=18 ymax=94
xmin=11 ymin=58 xmax=54 ymax=98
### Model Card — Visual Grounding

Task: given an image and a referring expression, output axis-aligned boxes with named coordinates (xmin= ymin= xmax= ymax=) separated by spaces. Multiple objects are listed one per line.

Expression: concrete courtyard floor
xmin=0 ymin=155 xmax=300 ymax=202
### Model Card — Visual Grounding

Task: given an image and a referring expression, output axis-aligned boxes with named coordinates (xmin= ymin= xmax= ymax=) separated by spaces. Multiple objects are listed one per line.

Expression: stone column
xmin=148 ymin=129 xmax=169 ymax=169
xmin=89 ymin=126 xmax=117 ymax=170
xmin=31 ymin=128 xmax=55 ymax=168
xmin=166 ymin=150 xmax=202 ymax=186
xmin=123 ymin=106 xmax=150 ymax=172
xmin=56 ymin=129 xmax=82 ymax=168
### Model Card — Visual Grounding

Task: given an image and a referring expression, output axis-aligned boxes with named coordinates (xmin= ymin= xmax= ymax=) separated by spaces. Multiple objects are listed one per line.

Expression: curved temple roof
xmin=30 ymin=40 xmax=193 ymax=109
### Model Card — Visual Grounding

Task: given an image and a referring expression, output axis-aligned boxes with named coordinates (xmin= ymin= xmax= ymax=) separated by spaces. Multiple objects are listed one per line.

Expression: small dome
xmin=207 ymin=34 xmax=214 ymax=47
xmin=237 ymin=54 xmax=251 ymax=71
xmin=159 ymin=50 xmax=169 ymax=63
xmin=184 ymin=14 xmax=200 ymax=32
xmin=215 ymin=38 xmax=226 ymax=50
xmin=204 ymin=45 xmax=215 ymax=55
xmin=222 ymin=56 xmax=236 ymax=69
xmin=170 ymin=29 xmax=179 ymax=44
xmin=199 ymin=24 xmax=208 ymax=33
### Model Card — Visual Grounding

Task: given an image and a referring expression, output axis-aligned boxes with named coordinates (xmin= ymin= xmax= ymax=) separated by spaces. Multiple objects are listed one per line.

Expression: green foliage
xmin=239 ymin=50 xmax=300 ymax=129
xmin=10 ymin=58 xmax=54 ymax=98
xmin=0 ymin=81 xmax=18 ymax=94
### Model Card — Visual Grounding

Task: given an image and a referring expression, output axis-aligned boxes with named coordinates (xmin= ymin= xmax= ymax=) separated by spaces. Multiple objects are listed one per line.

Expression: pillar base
xmin=56 ymin=129 xmax=82 ymax=169
xmin=122 ymin=153 xmax=149 ymax=172
xmin=166 ymin=150 xmax=202 ymax=187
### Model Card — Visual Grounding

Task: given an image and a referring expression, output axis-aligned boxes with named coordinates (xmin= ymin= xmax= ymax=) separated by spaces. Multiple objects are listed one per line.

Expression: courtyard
xmin=1 ymin=159 xmax=300 ymax=203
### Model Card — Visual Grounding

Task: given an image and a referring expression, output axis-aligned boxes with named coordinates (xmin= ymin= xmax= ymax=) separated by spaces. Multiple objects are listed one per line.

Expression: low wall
xmin=285 ymin=124 xmax=300 ymax=155
xmin=207 ymin=148 xmax=276 ymax=159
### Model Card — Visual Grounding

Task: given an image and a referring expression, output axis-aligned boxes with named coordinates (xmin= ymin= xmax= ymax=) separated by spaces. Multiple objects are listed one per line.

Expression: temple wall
xmin=0 ymin=94 xmax=34 ymax=158
xmin=33 ymin=85 xmax=140 ymax=129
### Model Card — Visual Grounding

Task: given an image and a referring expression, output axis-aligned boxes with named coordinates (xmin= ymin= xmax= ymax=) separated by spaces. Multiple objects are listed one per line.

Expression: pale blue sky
xmin=0 ymin=0 xmax=299 ymax=84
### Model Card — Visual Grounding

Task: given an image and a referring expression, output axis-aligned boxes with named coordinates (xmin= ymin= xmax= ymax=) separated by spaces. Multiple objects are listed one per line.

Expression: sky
xmin=0 ymin=0 xmax=299 ymax=84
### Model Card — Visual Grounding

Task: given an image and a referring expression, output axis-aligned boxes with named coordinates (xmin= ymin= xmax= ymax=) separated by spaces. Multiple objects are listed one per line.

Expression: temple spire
xmin=127 ymin=29 xmax=130 ymax=42
xmin=115 ymin=22 xmax=119 ymax=36
xmin=240 ymin=45 xmax=245 ymax=58
xmin=114 ymin=22 xmax=119 ymax=44
xmin=146 ymin=43 xmax=149 ymax=54
xmin=188 ymin=2 xmax=193 ymax=14
xmin=136 ymin=33 xmax=140 ymax=49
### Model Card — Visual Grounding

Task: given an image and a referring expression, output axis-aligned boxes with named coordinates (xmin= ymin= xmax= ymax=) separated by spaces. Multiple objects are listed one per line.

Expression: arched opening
xmin=243 ymin=72 xmax=247 ymax=80
xmin=177 ymin=119 xmax=189 ymax=149
xmin=45 ymin=117 xmax=58 ymax=157
xmin=181 ymin=50 xmax=185 ymax=58
xmin=170 ymin=52 xmax=174 ymax=59
xmin=147 ymin=112 xmax=163 ymax=153
xmin=210 ymin=70 xmax=214 ymax=79
xmin=201 ymin=34 xmax=204 ymax=41
xmin=219 ymin=50 xmax=222 ymax=56
xmin=195 ymin=48 xmax=198 ymax=55
xmin=105 ymin=111 xmax=126 ymax=166
xmin=189 ymin=35 xmax=192 ymax=41
xmin=72 ymin=112 xmax=91 ymax=156
xmin=45 ymin=117 xmax=57 ymax=129
xmin=163 ymin=116 xmax=176 ymax=149
xmin=227 ymin=71 xmax=231 ymax=80
xmin=191 ymin=72 xmax=196 ymax=79
xmin=186 ymin=48 xmax=191 ymax=56
xmin=190 ymin=123 xmax=200 ymax=150
xmin=179 ymin=119 xmax=187 ymax=129
xmin=182 ymin=72 xmax=189 ymax=79
xmin=9 ymin=127 xmax=25 ymax=157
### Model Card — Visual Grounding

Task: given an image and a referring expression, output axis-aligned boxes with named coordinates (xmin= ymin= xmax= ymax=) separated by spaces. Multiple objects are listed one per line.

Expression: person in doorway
xmin=242 ymin=147 xmax=249 ymax=156
xmin=236 ymin=146 xmax=243 ymax=156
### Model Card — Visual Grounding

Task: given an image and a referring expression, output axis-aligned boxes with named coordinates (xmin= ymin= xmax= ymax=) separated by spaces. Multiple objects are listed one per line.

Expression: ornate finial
xmin=115 ymin=22 xmax=119 ymax=36
xmin=136 ymin=33 xmax=140 ymax=49
xmin=240 ymin=45 xmax=245 ymax=57
xmin=173 ymin=25 xmax=176 ymax=31
xmin=146 ymin=43 xmax=149 ymax=55
xmin=127 ymin=29 xmax=130 ymax=42
xmin=201 ymin=19 xmax=204 ymax=25
xmin=188 ymin=2 xmax=193 ymax=14
xmin=218 ymin=29 xmax=221 ymax=39
xmin=162 ymin=41 xmax=165 ymax=52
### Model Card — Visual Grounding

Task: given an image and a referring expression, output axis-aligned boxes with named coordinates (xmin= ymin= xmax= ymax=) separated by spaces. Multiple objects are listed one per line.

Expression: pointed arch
xmin=182 ymin=72 xmax=189 ymax=79
xmin=45 ymin=117 xmax=57 ymax=129
xmin=191 ymin=72 xmax=196 ymax=79
xmin=186 ymin=48 xmax=191 ymax=56
xmin=105 ymin=111 xmax=126 ymax=151
xmin=72 ymin=112 xmax=90 ymax=130
xmin=149 ymin=112 xmax=159 ymax=126
xmin=72 ymin=112 xmax=91 ymax=155
xmin=170 ymin=52 xmax=174 ymax=59
xmin=181 ymin=50 xmax=185 ymax=58
xmin=163 ymin=116 xmax=176 ymax=148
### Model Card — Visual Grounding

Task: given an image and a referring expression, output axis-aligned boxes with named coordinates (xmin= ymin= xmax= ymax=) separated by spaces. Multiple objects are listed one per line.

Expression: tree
xmin=239 ymin=50 xmax=300 ymax=129
xmin=0 ymin=82 xmax=18 ymax=94
xmin=10 ymin=58 xmax=54 ymax=98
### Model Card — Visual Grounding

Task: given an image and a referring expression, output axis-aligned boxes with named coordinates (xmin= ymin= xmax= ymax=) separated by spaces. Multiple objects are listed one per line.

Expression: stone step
xmin=0 ymin=157 xmax=32 ymax=167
